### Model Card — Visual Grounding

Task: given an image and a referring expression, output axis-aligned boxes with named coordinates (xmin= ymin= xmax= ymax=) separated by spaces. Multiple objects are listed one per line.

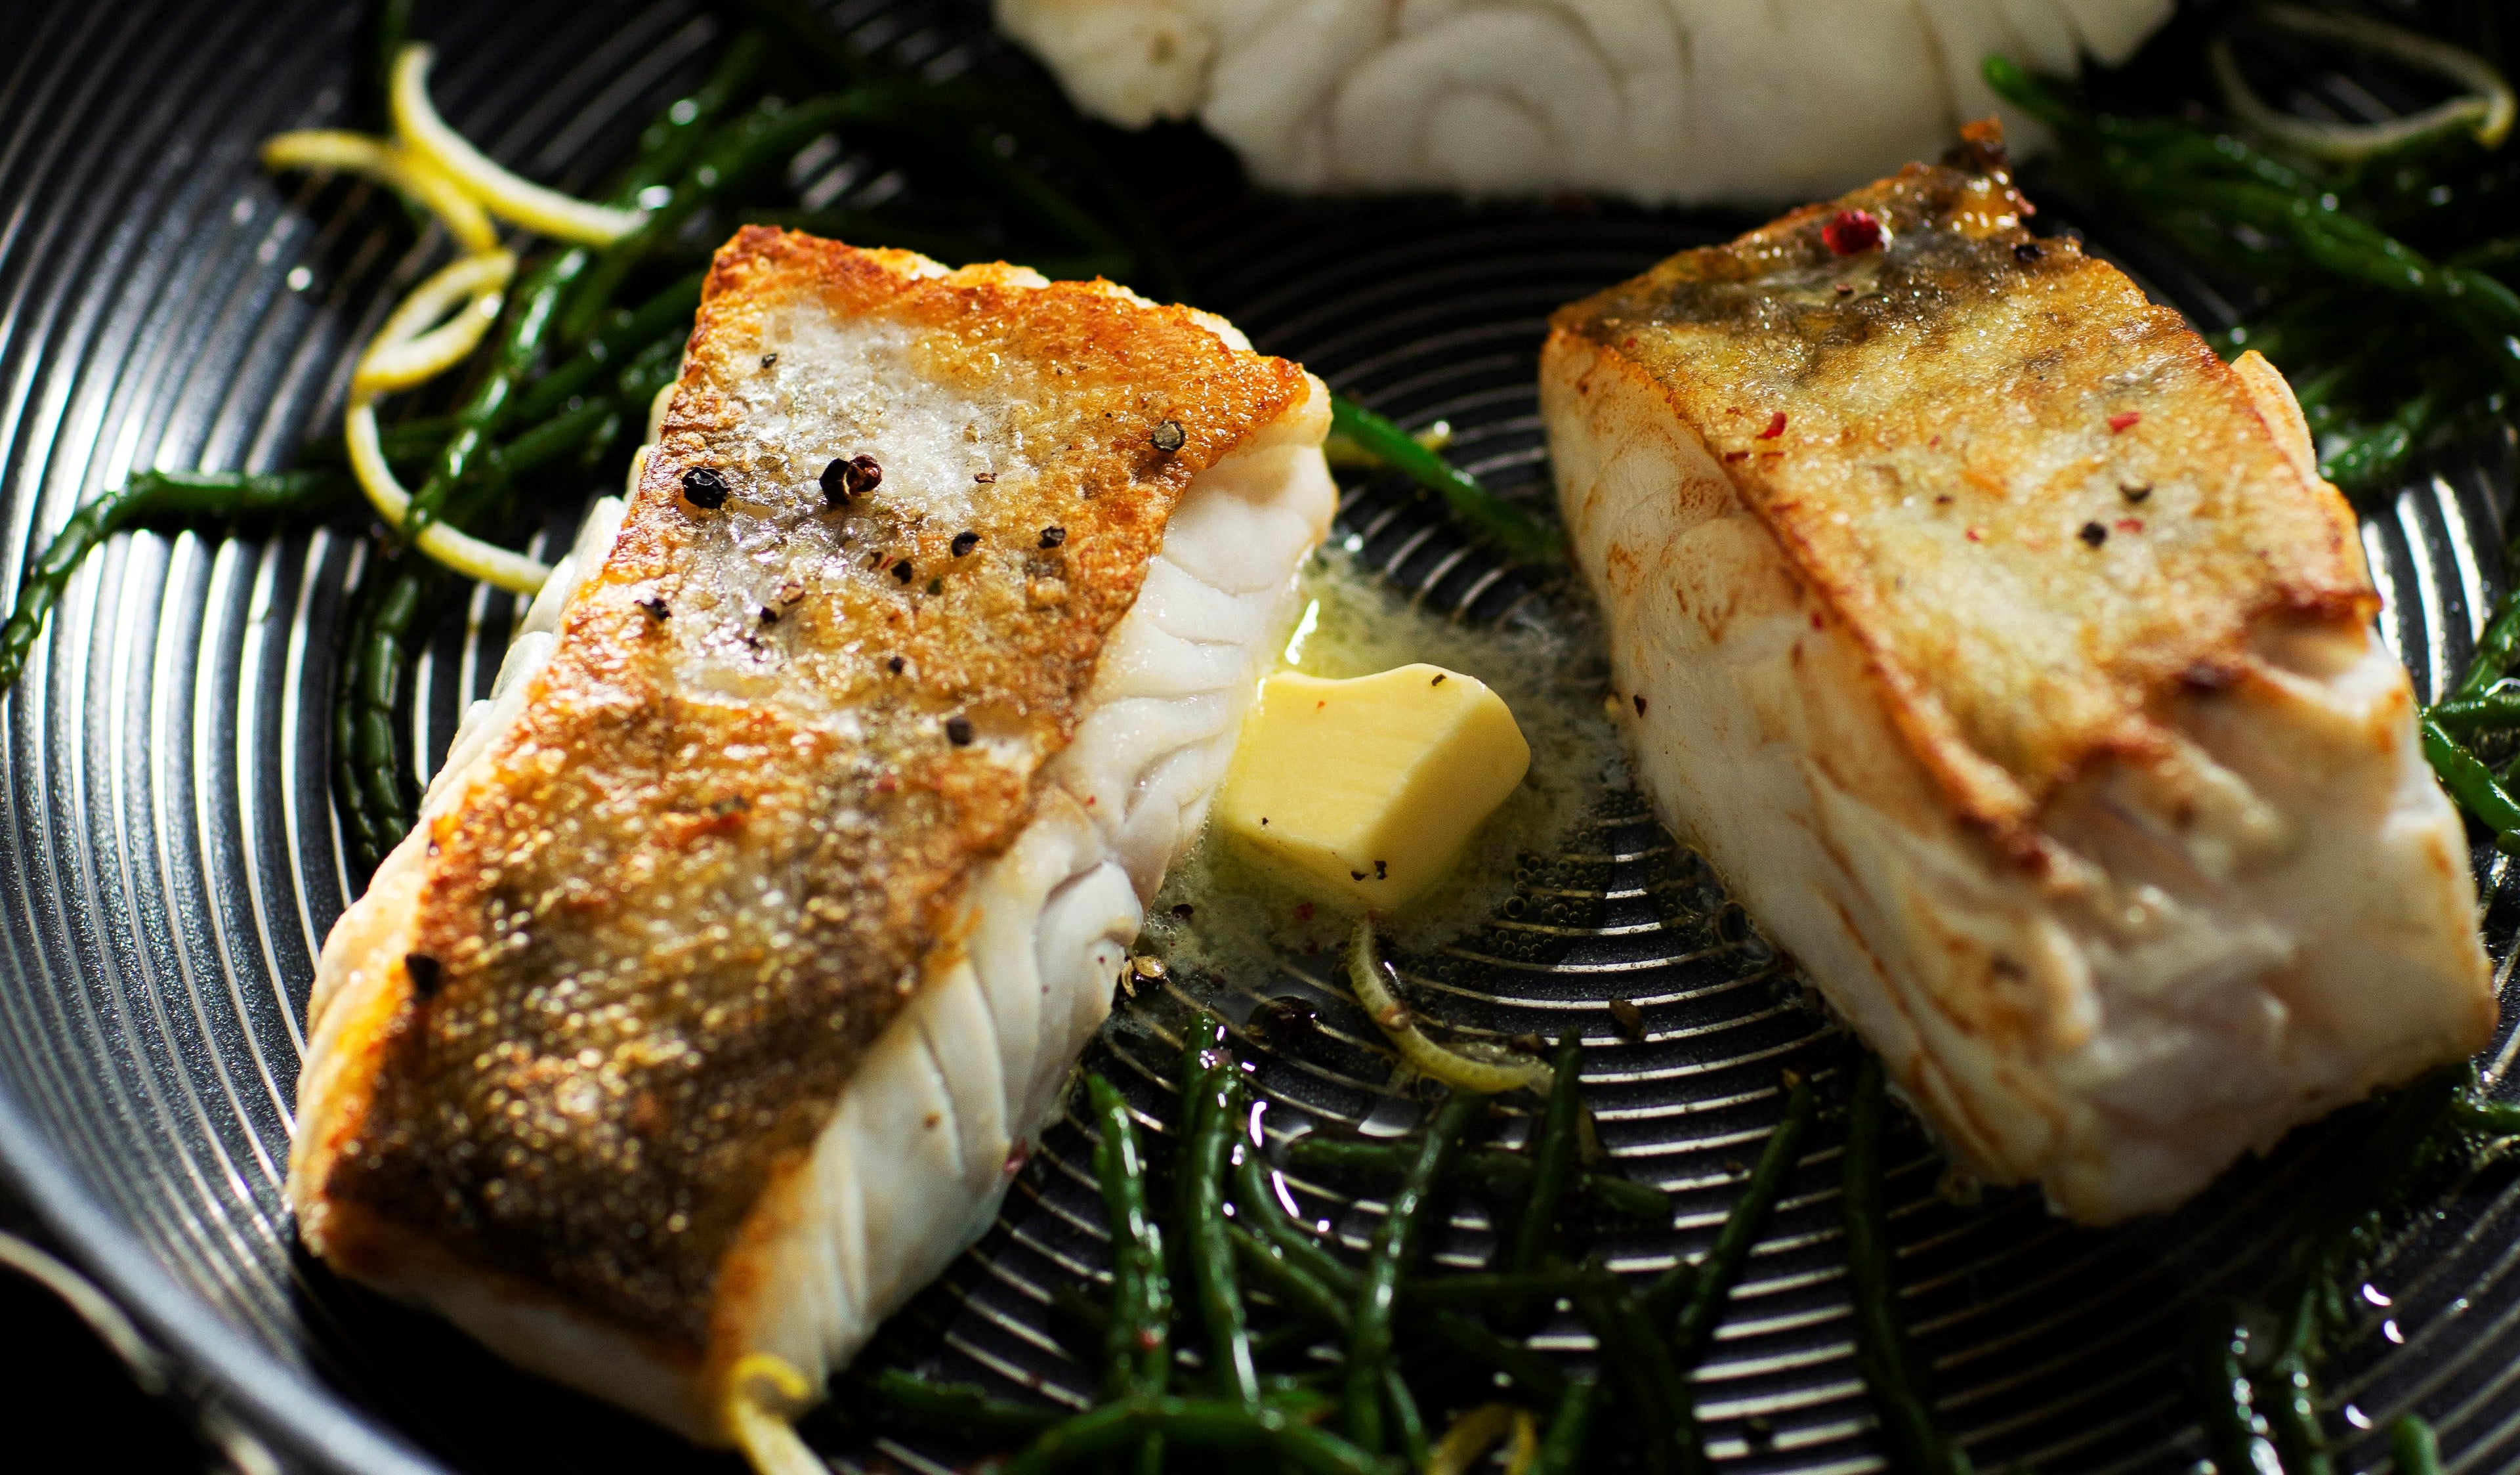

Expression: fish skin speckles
xmin=1543 ymin=137 xmax=2492 ymax=1226
xmin=289 ymin=230 xmax=1335 ymax=1438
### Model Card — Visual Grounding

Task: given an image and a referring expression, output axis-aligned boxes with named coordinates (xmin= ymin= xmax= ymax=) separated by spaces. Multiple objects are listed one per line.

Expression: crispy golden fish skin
xmin=1542 ymin=129 xmax=2494 ymax=1222
xmin=291 ymin=228 xmax=1332 ymax=1431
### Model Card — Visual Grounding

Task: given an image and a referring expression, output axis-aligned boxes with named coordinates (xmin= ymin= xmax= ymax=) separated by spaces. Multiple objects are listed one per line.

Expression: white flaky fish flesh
xmin=290 ymin=228 xmax=1335 ymax=1438
xmin=996 ymin=0 xmax=2172 ymax=203
xmin=1540 ymin=129 xmax=2496 ymax=1223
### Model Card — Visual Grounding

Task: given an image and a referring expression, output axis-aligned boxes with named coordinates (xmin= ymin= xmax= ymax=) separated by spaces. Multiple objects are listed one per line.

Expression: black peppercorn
xmin=1039 ymin=526 xmax=1066 ymax=549
xmin=2079 ymin=521 xmax=2108 ymax=547
xmin=891 ymin=559 xmax=914 ymax=584
xmin=1150 ymin=420 xmax=1186 ymax=453
xmin=405 ymin=953 xmax=444 ymax=1000
xmin=887 ymin=655 xmax=905 ymax=674
xmin=945 ymin=716 xmax=975 ymax=746
xmin=2014 ymin=241 xmax=2044 ymax=263
xmin=681 ymin=467 xmax=730 ymax=509
xmin=821 ymin=454 xmax=882 ymax=507
xmin=952 ymin=530 xmax=979 ymax=557
xmin=636 ymin=596 xmax=670 ymax=622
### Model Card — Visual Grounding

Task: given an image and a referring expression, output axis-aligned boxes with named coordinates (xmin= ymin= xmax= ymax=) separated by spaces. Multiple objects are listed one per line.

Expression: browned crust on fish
xmin=316 ymin=230 xmax=1308 ymax=1348
xmin=1549 ymin=125 xmax=2374 ymax=863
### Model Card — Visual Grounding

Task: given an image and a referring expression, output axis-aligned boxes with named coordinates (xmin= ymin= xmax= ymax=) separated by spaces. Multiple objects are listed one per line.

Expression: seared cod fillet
xmin=291 ymin=228 xmax=1335 ymax=1438
xmin=1540 ymin=131 xmax=2495 ymax=1223
xmin=996 ymin=0 xmax=2170 ymax=204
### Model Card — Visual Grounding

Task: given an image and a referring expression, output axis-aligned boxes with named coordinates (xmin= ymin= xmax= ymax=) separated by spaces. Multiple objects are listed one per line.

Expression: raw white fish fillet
xmin=996 ymin=0 xmax=2171 ymax=203
xmin=289 ymin=230 xmax=1334 ymax=1438
xmin=1540 ymin=137 xmax=2496 ymax=1222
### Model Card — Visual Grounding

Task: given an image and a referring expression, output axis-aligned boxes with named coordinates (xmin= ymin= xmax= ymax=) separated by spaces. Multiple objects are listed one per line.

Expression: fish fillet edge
xmin=291 ymin=284 xmax=1335 ymax=1440
xmin=1542 ymin=328 xmax=2494 ymax=1223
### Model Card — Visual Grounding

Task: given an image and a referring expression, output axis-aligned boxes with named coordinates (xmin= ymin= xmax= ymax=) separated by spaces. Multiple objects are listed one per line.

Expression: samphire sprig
xmin=833 ymin=998 xmax=1863 ymax=1474
xmin=1986 ymin=0 xmax=2517 ymax=500
xmin=1984 ymin=11 xmax=2520 ymax=842
xmin=2183 ymin=1063 xmax=2520 ymax=1475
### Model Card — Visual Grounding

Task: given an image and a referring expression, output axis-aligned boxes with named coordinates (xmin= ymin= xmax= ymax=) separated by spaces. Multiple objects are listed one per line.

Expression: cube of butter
xmin=1219 ymin=664 xmax=1530 ymax=914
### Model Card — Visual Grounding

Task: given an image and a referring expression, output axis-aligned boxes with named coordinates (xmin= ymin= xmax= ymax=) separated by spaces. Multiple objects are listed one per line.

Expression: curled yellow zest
xmin=259 ymin=129 xmax=499 ymax=256
xmin=352 ymin=251 xmax=514 ymax=396
xmin=725 ymin=1353 xmax=828 ymax=1475
xmin=345 ymin=251 xmax=551 ymax=594
xmin=1426 ymin=1403 xmax=1526 ymax=1475
xmin=2212 ymin=5 xmax=2514 ymax=161
xmin=345 ymin=400 xmax=552 ymax=593
xmin=390 ymin=45 xmax=646 ymax=245
xmin=1347 ymin=922 xmax=1551 ymax=1097
xmin=1504 ymin=1407 xmax=1539 ymax=1475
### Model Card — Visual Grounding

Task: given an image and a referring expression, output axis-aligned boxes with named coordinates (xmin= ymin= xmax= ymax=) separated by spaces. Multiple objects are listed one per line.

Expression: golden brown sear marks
xmin=324 ymin=230 xmax=1308 ymax=1344
xmin=1551 ymin=131 xmax=2370 ymax=851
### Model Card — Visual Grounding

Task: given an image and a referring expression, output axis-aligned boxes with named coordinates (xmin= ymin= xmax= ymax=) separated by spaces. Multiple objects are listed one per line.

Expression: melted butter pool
xmin=1143 ymin=544 xmax=1626 ymax=973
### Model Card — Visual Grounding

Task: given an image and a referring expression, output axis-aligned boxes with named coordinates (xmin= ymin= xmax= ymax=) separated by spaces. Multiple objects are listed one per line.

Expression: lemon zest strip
xmin=1427 ymin=1403 xmax=1531 ymax=1475
xmin=345 ymin=398 xmax=551 ymax=594
xmin=725 ymin=1353 xmax=827 ymax=1475
xmin=343 ymin=251 xmax=551 ymax=595
xmin=259 ymin=129 xmax=499 ymax=256
xmin=1504 ymin=1407 xmax=1540 ymax=1475
xmin=390 ymin=45 xmax=646 ymax=245
xmin=352 ymin=250 xmax=514 ymax=396
xmin=2211 ymin=5 xmax=2514 ymax=161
